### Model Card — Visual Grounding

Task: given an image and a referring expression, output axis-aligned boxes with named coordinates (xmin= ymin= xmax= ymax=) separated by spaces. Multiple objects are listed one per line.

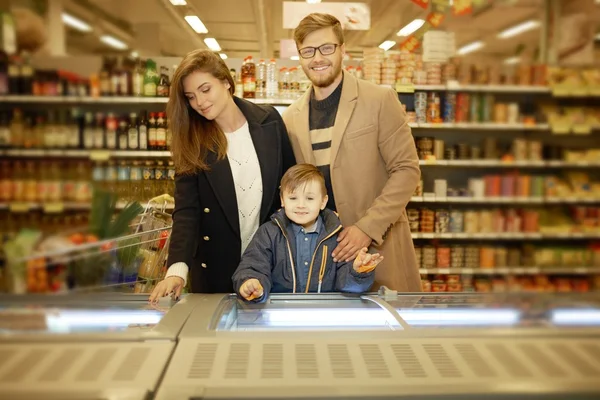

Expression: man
xmin=282 ymin=13 xmax=421 ymax=292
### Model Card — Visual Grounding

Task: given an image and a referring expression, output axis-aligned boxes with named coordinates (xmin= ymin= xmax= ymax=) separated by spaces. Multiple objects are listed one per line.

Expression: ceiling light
xmin=457 ymin=40 xmax=484 ymax=55
xmin=497 ymin=20 xmax=540 ymax=39
xmin=169 ymin=0 xmax=187 ymax=4
xmin=204 ymin=37 xmax=221 ymax=51
xmin=184 ymin=15 xmax=208 ymax=34
xmin=61 ymin=13 xmax=92 ymax=32
xmin=397 ymin=19 xmax=425 ymax=37
xmin=290 ymin=55 xmax=300 ymax=61
xmin=131 ymin=51 xmax=139 ymax=58
xmin=100 ymin=35 xmax=128 ymax=50
xmin=379 ymin=40 xmax=396 ymax=51
xmin=306 ymin=0 xmax=322 ymax=3
xmin=503 ymin=56 xmax=520 ymax=65
xmin=219 ymin=53 xmax=228 ymax=60
xmin=596 ymin=32 xmax=600 ymax=40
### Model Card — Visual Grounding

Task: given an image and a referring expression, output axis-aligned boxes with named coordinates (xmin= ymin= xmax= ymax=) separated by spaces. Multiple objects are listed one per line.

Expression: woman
xmin=149 ymin=50 xmax=295 ymax=302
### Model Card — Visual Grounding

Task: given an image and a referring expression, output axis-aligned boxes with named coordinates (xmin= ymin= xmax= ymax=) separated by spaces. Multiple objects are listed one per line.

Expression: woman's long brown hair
xmin=167 ymin=49 xmax=235 ymax=174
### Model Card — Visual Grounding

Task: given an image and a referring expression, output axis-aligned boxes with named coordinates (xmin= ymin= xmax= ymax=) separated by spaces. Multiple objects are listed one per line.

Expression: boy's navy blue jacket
xmin=232 ymin=208 xmax=375 ymax=299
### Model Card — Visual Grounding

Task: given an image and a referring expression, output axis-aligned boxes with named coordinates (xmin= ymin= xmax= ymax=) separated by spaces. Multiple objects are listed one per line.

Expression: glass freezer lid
xmin=213 ymin=292 xmax=600 ymax=331
xmin=0 ymin=293 xmax=176 ymax=335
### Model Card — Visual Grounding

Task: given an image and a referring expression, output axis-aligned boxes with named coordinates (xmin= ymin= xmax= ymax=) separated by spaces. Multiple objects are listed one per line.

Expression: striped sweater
xmin=309 ymin=78 xmax=343 ymax=211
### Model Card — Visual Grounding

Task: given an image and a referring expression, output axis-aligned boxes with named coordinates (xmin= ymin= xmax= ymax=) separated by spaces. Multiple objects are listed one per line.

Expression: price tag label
xmin=9 ymin=202 xmax=30 ymax=212
xmin=395 ymin=83 xmax=415 ymax=93
xmin=550 ymin=122 xmax=571 ymax=135
xmin=89 ymin=150 xmax=111 ymax=161
xmin=446 ymin=80 xmax=460 ymax=90
xmin=551 ymin=85 xmax=571 ymax=97
xmin=43 ymin=202 xmax=65 ymax=213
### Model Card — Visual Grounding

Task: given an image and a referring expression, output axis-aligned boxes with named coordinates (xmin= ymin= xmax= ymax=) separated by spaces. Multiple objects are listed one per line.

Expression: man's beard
xmin=306 ymin=63 xmax=342 ymax=88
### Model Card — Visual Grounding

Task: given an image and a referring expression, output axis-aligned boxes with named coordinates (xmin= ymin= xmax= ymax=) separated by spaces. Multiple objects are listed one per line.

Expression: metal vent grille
xmin=423 ymin=344 xmax=462 ymax=378
xmin=162 ymin=336 xmax=600 ymax=396
xmin=391 ymin=344 xmax=427 ymax=378
xmin=328 ymin=344 xmax=354 ymax=378
xmin=296 ymin=344 xmax=318 ymax=378
xmin=0 ymin=342 xmax=173 ymax=396
xmin=360 ymin=344 xmax=391 ymax=378
xmin=454 ymin=343 xmax=495 ymax=378
xmin=188 ymin=343 xmax=217 ymax=379
xmin=261 ymin=343 xmax=283 ymax=379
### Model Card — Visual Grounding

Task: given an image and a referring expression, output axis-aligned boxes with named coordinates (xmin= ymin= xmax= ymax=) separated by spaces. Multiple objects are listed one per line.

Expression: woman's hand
xmin=352 ymin=247 xmax=384 ymax=273
xmin=149 ymin=276 xmax=185 ymax=304
xmin=239 ymin=279 xmax=264 ymax=301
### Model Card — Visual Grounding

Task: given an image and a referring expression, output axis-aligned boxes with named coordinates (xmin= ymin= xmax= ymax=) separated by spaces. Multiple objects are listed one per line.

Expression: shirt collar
xmin=292 ymin=215 xmax=322 ymax=235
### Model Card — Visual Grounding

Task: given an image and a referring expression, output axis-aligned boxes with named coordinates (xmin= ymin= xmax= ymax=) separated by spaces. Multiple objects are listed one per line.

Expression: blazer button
xmin=204 ymin=208 xmax=210 ymax=213
xmin=201 ymin=263 xmax=207 ymax=268
xmin=203 ymin=236 xmax=210 ymax=241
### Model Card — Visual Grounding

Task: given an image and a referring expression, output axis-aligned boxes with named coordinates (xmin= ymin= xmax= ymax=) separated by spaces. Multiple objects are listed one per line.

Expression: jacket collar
xmin=234 ymin=96 xmax=269 ymax=124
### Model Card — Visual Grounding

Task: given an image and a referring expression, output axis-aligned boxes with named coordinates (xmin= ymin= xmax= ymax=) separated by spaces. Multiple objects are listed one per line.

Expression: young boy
xmin=232 ymin=164 xmax=383 ymax=301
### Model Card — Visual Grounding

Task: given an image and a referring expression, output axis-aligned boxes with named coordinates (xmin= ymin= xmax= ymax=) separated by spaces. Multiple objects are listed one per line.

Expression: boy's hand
xmin=353 ymin=247 xmax=384 ymax=273
xmin=333 ymin=225 xmax=372 ymax=262
xmin=148 ymin=276 xmax=184 ymax=304
xmin=239 ymin=279 xmax=264 ymax=301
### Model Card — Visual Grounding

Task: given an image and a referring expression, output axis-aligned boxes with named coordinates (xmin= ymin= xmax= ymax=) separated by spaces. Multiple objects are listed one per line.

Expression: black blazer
xmin=167 ymin=97 xmax=296 ymax=293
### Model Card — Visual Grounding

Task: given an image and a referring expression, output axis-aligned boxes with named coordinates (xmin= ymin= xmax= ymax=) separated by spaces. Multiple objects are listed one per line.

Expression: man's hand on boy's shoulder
xmin=239 ymin=278 xmax=264 ymax=301
xmin=333 ymin=225 xmax=372 ymax=262
xmin=352 ymin=247 xmax=384 ymax=274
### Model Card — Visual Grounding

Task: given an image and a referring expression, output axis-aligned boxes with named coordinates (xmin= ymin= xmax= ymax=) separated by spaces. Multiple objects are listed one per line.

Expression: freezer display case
xmin=158 ymin=292 xmax=600 ymax=399
xmin=0 ymin=293 xmax=201 ymax=400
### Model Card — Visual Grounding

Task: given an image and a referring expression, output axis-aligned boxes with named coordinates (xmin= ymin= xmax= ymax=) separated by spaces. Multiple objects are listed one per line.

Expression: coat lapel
xmin=292 ymin=89 xmax=315 ymax=164
xmin=330 ymin=71 xmax=358 ymax=166
xmin=204 ymin=151 xmax=240 ymax=237
xmin=248 ymin=120 xmax=279 ymax=222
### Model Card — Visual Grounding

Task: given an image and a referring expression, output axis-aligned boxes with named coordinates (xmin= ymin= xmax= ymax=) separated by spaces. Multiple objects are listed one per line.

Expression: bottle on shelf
xmin=20 ymin=52 xmax=34 ymax=95
xmin=156 ymin=112 xmax=166 ymax=151
xmin=279 ymin=67 xmax=289 ymax=99
xmin=138 ymin=110 xmax=148 ymax=150
xmin=148 ymin=112 xmax=157 ymax=150
xmin=104 ymin=160 xmax=118 ymax=194
xmin=130 ymin=160 xmax=142 ymax=201
xmin=117 ymin=161 xmax=130 ymax=201
xmin=75 ymin=161 xmax=92 ymax=203
xmin=132 ymin=58 xmax=145 ymax=97
xmin=0 ymin=49 xmax=8 ymax=95
xmin=154 ymin=160 xmax=166 ymax=197
xmin=63 ymin=161 xmax=76 ymax=202
xmin=127 ymin=112 xmax=139 ymax=150
xmin=24 ymin=160 xmax=37 ymax=202
xmin=83 ymin=112 xmax=94 ymax=149
xmin=22 ymin=112 xmax=34 ymax=148
xmin=167 ymin=161 xmax=175 ymax=195
xmin=56 ymin=110 xmax=68 ymax=149
xmin=0 ymin=111 xmax=10 ymax=148
xmin=266 ymin=59 xmax=278 ymax=99
xmin=235 ymin=70 xmax=243 ymax=98
xmin=0 ymin=160 xmax=12 ymax=202
xmin=289 ymin=67 xmax=299 ymax=99
xmin=118 ymin=117 xmax=128 ymax=150
xmin=242 ymin=56 xmax=256 ymax=98
xmin=143 ymin=59 xmax=159 ymax=97
xmin=142 ymin=161 xmax=154 ymax=200
xmin=8 ymin=55 xmax=20 ymax=94
xmin=44 ymin=110 xmax=56 ymax=148
xmin=47 ymin=161 xmax=62 ymax=202
xmin=165 ymin=115 xmax=172 ymax=151
xmin=256 ymin=59 xmax=266 ymax=99
xmin=157 ymin=66 xmax=170 ymax=97
xmin=99 ymin=57 xmax=111 ymax=96
xmin=89 ymin=73 xmax=100 ymax=97
xmin=91 ymin=160 xmax=104 ymax=196
xmin=68 ymin=109 xmax=81 ymax=149
xmin=105 ymin=112 xmax=117 ymax=150
xmin=38 ymin=160 xmax=49 ymax=202
xmin=93 ymin=112 xmax=105 ymax=149
xmin=10 ymin=108 xmax=24 ymax=148
xmin=33 ymin=112 xmax=45 ymax=149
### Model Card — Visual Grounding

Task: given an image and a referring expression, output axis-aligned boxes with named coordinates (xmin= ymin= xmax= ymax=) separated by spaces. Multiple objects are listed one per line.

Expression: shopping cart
xmin=8 ymin=195 xmax=175 ymax=294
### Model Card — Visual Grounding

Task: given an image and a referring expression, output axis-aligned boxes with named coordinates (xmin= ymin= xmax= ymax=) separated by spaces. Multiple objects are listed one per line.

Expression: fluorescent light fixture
xmin=204 ymin=37 xmax=221 ymax=51
xmin=552 ymin=309 xmax=600 ymax=326
xmin=306 ymin=0 xmax=322 ymax=4
xmin=497 ymin=20 xmax=540 ymax=39
xmin=379 ymin=40 xmax=396 ymax=51
xmin=100 ymin=35 xmax=128 ymax=50
xmin=219 ymin=53 xmax=228 ymax=59
xmin=169 ymin=0 xmax=187 ymax=5
xmin=130 ymin=51 xmax=139 ymax=58
xmin=61 ymin=12 xmax=92 ymax=32
xmin=457 ymin=40 xmax=484 ymax=55
xmin=184 ymin=15 xmax=208 ymax=34
xmin=504 ymin=56 xmax=520 ymax=65
xmin=397 ymin=19 xmax=425 ymax=37
xmin=290 ymin=55 xmax=300 ymax=61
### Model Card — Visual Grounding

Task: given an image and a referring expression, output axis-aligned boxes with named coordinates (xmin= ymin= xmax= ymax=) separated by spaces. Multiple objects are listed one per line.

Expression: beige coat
xmin=282 ymin=71 xmax=421 ymax=292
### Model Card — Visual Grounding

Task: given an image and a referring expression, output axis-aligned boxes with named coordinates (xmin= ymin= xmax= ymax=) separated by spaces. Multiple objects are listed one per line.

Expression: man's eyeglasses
xmin=298 ymin=43 xmax=340 ymax=59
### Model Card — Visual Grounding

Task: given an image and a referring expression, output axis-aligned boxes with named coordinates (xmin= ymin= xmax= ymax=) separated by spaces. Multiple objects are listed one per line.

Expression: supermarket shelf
xmin=412 ymin=84 xmax=551 ymax=94
xmin=411 ymin=232 xmax=600 ymax=240
xmin=408 ymin=122 xmax=550 ymax=130
xmin=0 ymin=149 xmax=172 ymax=158
xmin=0 ymin=201 xmax=174 ymax=212
xmin=418 ymin=267 xmax=600 ymax=275
xmin=410 ymin=196 xmax=600 ymax=204
xmin=418 ymin=159 xmax=600 ymax=168
xmin=0 ymin=95 xmax=295 ymax=105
